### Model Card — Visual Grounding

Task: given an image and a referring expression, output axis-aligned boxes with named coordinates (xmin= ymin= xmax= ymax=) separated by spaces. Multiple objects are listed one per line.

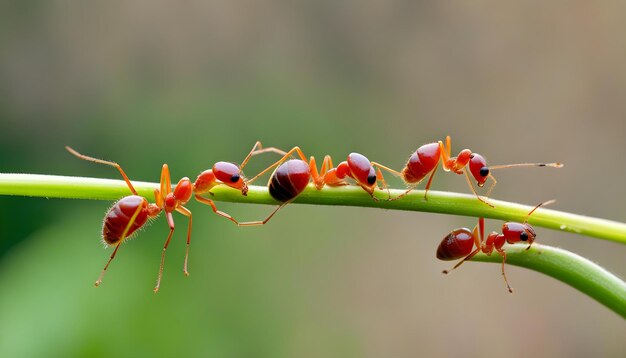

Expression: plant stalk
xmin=1 ymin=173 xmax=625 ymax=318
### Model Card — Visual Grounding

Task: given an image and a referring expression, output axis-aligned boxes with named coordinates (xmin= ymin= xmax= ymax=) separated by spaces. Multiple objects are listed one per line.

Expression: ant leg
xmin=370 ymin=162 xmax=415 ymax=201
xmin=378 ymin=169 xmax=391 ymax=200
xmin=95 ymin=244 xmax=121 ymax=287
xmin=154 ymin=212 xmax=175 ymax=293
xmin=370 ymin=162 xmax=393 ymax=200
xmin=65 ymin=146 xmax=138 ymax=195
xmin=388 ymin=184 xmax=417 ymax=201
xmin=496 ymin=248 xmax=513 ymax=293
xmin=440 ymin=138 xmax=451 ymax=170
xmin=234 ymin=202 xmax=290 ymax=226
xmin=318 ymin=155 xmax=334 ymax=178
xmin=195 ymin=195 xmax=289 ymax=226
xmin=442 ymin=248 xmax=481 ymax=274
xmin=422 ymin=164 xmax=439 ymax=200
xmin=239 ymin=141 xmax=287 ymax=170
xmin=319 ymin=157 xmax=352 ymax=188
xmin=524 ymin=199 xmax=556 ymax=222
xmin=160 ymin=164 xmax=172 ymax=196
xmin=195 ymin=195 xmax=244 ymax=225
xmin=94 ymin=203 xmax=144 ymax=287
xmin=463 ymin=170 xmax=495 ymax=208
xmin=176 ymin=206 xmax=192 ymax=276
xmin=245 ymin=146 xmax=309 ymax=185
xmin=483 ymin=174 xmax=497 ymax=199
xmin=309 ymin=156 xmax=323 ymax=189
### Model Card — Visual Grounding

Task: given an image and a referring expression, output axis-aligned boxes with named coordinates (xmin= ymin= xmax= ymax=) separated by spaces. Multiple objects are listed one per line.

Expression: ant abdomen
xmin=102 ymin=195 xmax=152 ymax=246
xmin=436 ymin=228 xmax=474 ymax=260
xmin=268 ymin=159 xmax=311 ymax=202
xmin=404 ymin=142 xmax=441 ymax=182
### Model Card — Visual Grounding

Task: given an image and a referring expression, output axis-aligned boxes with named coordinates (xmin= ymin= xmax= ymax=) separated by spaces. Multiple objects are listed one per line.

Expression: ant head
xmin=213 ymin=161 xmax=248 ymax=195
xmin=468 ymin=153 xmax=489 ymax=187
xmin=501 ymin=199 xmax=552 ymax=248
xmin=502 ymin=222 xmax=536 ymax=245
xmin=347 ymin=153 xmax=377 ymax=189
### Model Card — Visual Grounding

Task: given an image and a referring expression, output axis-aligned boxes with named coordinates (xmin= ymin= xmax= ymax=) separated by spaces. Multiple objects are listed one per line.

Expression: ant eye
xmin=479 ymin=167 xmax=489 ymax=177
xmin=367 ymin=174 xmax=377 ymax=185
xmin=520 ymin=232 xmax=528 ymax=241
xmin=230 ymin=173 xmax=240 ymax=183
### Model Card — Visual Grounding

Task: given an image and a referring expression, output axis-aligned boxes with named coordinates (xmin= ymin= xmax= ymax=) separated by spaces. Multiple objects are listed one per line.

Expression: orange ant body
xmin=66 ymin=142 xmax=284 ymax=291
xmin=210 ymin=147 xmax=391 ymax=226
xmin=436 ymin=200 xmax=554 ymax=293
xmin=375 ymin=136 xmax=562 ymax=206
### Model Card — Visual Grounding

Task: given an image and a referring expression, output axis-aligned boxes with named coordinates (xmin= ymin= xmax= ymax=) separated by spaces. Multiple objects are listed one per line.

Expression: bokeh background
xmin=1 ymin=1 xmax=625 ymax=357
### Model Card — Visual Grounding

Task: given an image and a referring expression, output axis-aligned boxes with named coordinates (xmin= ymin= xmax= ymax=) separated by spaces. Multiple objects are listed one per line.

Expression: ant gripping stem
xmin=203 ymin=147 xmax=392 ymax=227
xmin=66 ymin=147 xmax=192 ymax=292
xmin=436 ymin=200 xmax=555 ymax=293
xmin=192 ymin=141 xmax=288 ymax=225
xmin=373 ymin=136 xmax=562 ymax=207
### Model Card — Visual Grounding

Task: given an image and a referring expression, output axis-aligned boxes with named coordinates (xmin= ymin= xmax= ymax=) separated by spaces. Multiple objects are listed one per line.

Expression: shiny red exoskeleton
xmin=436 ymin=200 xmax=554 ymax=293
xmin=191 ymin=141 xmax=287 ymax=225
xmin=66 ymin=146 xmax=193 ymax=292
xmin=215 ymin=147 xmax=391 ymax=226
xmin=67 ymin=142 xmax=284 ymax=291
xmin=375 ymin=136 xmax=562 ymax=206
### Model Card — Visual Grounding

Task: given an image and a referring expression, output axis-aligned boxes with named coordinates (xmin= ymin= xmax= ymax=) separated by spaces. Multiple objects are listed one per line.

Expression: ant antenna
xmin=524 ymin=199 xmax=556 ymax=223
xmin=488 ymin=162 xmax=563 ymax=170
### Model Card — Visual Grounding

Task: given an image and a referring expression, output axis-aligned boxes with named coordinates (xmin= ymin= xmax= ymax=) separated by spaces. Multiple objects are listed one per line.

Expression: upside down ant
xmin=436 ymin=200 xmax=555 ymax=293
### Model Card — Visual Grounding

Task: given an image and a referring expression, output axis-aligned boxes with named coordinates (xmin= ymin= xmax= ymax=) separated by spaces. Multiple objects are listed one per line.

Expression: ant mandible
xmin=374 ymin=136 xmax=562 ymax=206
xmin=200 ymin=147 xmax=391 ymax=226
xmin=436 ymin=200 xmax=554 ymax=293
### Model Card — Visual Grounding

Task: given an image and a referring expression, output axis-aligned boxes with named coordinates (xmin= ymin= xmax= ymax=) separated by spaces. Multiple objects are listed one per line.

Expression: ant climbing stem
xmin=372 ymin=136 xmax=562 ymax=207
xmin=67 ymin=141 xmax=287 ymax=291
xmin=203 ymin=146 xmax=392 ymax=227
xmin=436 ymin=199 xmax=555 ymax=293
xmin=191 ymin=141 xmax=288 ymax=224
xmin=246 ymin=147 xmax=392 ymax=200
xmin=65 ymin=146 xmax=192 ymax=293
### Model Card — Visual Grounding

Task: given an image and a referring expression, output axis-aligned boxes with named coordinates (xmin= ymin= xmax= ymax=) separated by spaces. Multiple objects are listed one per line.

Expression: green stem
xmin=472 ymin=244 xmax=626 ymax=319
xmin=1 ymin=174 xmax=624 ymax=244
xmin=1 ymin=173 xmax=625 ymax=317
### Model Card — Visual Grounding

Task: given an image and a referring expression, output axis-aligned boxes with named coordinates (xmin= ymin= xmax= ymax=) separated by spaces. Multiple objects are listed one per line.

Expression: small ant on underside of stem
xmin=436 ymin=200 xmax=555 ymax=293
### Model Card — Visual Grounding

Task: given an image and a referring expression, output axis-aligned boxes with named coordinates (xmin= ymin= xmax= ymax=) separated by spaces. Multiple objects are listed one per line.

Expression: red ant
xmin=66 ymin=146 xmax=193 ymax=292
xmin=206 ymin=147 xmax=391 ymax=226
xmin=66 ymin=142 xmax=284 ymax=291
xmin=436 ymin=200 xmax=554 ymax=293
xmin=374 ymin=136 xmax=562 ymax=206
xmin=191 ymin=142 xmax=286 ymax=225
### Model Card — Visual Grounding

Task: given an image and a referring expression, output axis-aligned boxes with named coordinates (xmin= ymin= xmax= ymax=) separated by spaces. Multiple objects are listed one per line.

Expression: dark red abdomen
xmin=436 ymin=228 xmax=474 ymax=260
xmin=347 ymin=153 xmax=373 ymax=185
xmin=102 ymin=195 xmax=150 ymax=246
xmin=404 ymin=142 xmax=441 ymax=183
xmin=269 ymin=159 xmax=311 ymax=202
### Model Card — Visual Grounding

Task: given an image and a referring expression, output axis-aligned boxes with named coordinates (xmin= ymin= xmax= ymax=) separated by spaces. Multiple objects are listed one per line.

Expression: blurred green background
xmin=1 ymin=1 xmax=625 ymax=357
